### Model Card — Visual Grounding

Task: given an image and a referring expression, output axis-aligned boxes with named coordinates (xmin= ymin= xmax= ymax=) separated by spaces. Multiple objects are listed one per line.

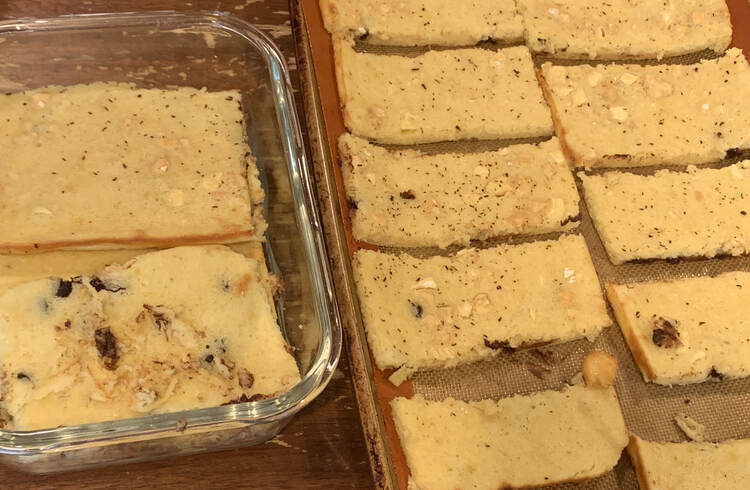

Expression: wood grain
xmin=0 ymin=1 xmax=373 ymax=488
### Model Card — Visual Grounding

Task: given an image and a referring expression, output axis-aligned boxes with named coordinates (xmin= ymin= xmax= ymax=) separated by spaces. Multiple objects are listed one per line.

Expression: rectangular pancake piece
xmin=392 ymin=385 xmax=628 ymax=490
xmin=0 ymin=246 xmax=299 ymax=430
xmin=0 ymin=82 xmax=264 ymax=252
xmin=334 ymin=41 xmax=554 ymax=144
xmin=580 ymin=162 xmax=750 ymax=264
xmin=352 ymin=234 xmax=610 ymax=373
xmin=540 ymin=48 xmax=750 ymax=168
xmin=340 ymin=134 xmax=580 ymax=248
xmin=518 ymin=0 xmax=731 ymax=60
xmin=319 ymin=0 xmax=523 ymax=46
xmin=628 ymin=435 xmax=750 ymax=490
xmin=607 ymin=271 xmax=750 ymax=385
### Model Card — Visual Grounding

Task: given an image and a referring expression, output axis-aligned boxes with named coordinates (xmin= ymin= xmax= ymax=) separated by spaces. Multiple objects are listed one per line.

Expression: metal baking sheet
xmin=292 ymin=1 xmax=750 ymax=488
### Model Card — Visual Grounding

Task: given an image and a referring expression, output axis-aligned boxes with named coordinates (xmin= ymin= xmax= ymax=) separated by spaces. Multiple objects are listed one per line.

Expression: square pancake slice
xmin=319 ymin=0 xmax=523 ymax=46
xmin=0 ymin=82 xmax=264 ymax=253
xmin=607 ymin=271 xmax=750 ymax=385
xmin=392 ymin=384 xmax=628 ymax=490
xmin=518 ymin=0 xmax=731 ymax=60
xmin=539 ymin=49 xmax=750 ymax=168
xmin=340 ymin=134 xmax=580 ymax=248
xmin=0 ymin=246 xmax=299 ymax=430
xmin=580 ymin=162 xmax=750 ymax=264
xmin=334 ymin=41 xmax=553 ymax=144
xmin=628 ymin=435 xmax=750 ymax=490
xmin=352 ymin=234 xmax=610 ymax=375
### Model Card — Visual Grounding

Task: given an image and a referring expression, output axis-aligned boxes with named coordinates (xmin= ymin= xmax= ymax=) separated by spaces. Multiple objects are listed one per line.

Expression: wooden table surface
xmin=0 ymin=1 xmax=374 ymax=489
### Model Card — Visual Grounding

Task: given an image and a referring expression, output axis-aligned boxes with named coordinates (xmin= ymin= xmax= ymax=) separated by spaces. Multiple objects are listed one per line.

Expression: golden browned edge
xmin=336 ymin=134 xmax=353 ymax=187
xmin=331 ymin=36 xmax=353 ymax=135
xmin=318 ymin=0 xmax=335 ymax=32
xmin=535 ymin=68 xmax=581 ymax=169
xmin=626 ymin=435 xmax=653 ymax=490
xmin=245 ymin=121 xmax=270 ymax=236
xmin=0 ymin=229 xmax=257 ymax=254
xmin=291 ymin=3 xmax=396 ymax=489
xmin=336 ymin=135 xmax=358 ymax=231
xmin=605 ymin=283 xmax=658 ymax=382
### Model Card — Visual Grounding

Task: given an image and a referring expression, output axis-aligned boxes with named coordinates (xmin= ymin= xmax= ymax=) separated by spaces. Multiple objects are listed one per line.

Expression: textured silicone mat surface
xmin=298 ymin=1 xmax=750 ymax=488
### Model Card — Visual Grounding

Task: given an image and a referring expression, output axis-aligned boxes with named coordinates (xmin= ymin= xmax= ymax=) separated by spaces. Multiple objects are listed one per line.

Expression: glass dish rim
xmin=0 ymin=9 xmax=342 ymax=454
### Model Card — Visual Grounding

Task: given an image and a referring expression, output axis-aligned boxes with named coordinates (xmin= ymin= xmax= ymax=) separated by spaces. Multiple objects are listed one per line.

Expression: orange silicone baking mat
xmin=293 ymin=1 xmax=750 ymax=488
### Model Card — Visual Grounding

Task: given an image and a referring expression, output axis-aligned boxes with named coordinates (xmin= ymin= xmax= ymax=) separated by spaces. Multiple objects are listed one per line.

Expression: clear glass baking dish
xmin=0 ymin=11 xmax=341 ymax=473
